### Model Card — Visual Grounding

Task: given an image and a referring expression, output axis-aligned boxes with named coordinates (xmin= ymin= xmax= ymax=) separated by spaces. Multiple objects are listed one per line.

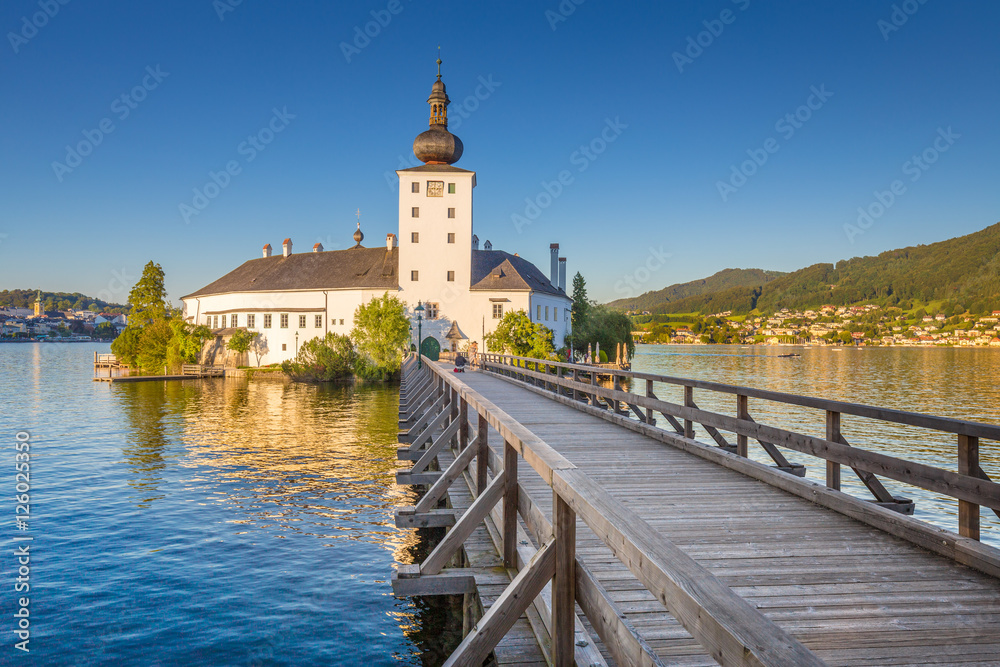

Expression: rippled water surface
xmin=632 ymin=345 xmax=1000 ymax=545
xmin=0 ymin=343 xmax=457 ymax=666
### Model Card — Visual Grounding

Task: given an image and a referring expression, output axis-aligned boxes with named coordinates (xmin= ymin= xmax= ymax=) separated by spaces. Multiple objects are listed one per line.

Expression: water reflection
xmin=633 ymin=345 xmax=1000 ymax=544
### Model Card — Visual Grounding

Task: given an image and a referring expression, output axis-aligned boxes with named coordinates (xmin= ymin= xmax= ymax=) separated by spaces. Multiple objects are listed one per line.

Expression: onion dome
xmin=353 ymin=220 xmax=364 ymax=247
xmin=413 ymin=58 xmax=464 ymax=165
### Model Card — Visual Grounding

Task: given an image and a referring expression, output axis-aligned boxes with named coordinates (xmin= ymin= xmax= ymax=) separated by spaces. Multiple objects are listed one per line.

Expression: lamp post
xmin=295 ymin=330 xmax=299 ymax=355
xmin=414 ymin=302 xmax=425 ymax=369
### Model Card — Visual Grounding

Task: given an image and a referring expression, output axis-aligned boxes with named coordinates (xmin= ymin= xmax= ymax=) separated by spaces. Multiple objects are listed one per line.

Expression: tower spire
xmin=413 ymin=52 xmax=463 ymax=165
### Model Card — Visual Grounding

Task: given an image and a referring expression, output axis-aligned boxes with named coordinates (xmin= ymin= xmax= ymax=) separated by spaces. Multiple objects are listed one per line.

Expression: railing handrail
xmin=484 ymin=353 xmax=1000 ymax=441
xmin=420 ymin=355 xmax=825 ymax=666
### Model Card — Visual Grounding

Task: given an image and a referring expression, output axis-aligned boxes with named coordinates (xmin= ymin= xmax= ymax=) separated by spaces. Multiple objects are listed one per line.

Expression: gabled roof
xmin=182 ymin=247 xmax=399 ymax=299
xmin=470 ymin=250 xmax=567 ymax=298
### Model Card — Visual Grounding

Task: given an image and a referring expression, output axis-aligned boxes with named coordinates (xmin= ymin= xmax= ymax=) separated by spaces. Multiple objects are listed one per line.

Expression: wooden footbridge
xmin=391 ymin=354 xmax=1000 ymax=666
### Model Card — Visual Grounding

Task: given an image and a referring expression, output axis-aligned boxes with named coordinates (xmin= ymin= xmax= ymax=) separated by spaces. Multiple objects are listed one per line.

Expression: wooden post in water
xmin=826 ymin=411 xmax=842 ymax=491
xmin=737 ymin=394 xmax=749 ymax=457
xmin=502 ymin=442 xmax=518 ymax=568
xmin=683 ymin=385 xmax=694 ymax=439
xmin=552 ymin=492 xmax=576 ymax=667
xmin=958 ymin=434 xmax=980 ymax=540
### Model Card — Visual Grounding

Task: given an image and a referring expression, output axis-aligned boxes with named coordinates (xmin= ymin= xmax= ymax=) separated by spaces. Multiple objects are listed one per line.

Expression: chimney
xmin=558 ymin=257 xmax=567 ymax=292
xmin=549 ymin=243 xmax=559 ymax=286
xmin=282 ymin=238 xmax=292 ymax=258
xmin=313 ymin=243 xmax=323 ymax=253
xmin=386 ymin=233 xmax=397 ymax=250
xmin=472 ymin=234 xmax=479 ymax=251
xmin=263 ymin=243 xmax=272 ymax=258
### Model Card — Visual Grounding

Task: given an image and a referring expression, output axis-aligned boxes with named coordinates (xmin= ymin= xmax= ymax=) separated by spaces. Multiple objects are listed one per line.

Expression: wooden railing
xmin=181 ymin=364 xmax=225 ymax=376
xmin=393 ymin=354 xmax=826 ymax=667
xmin=478 ymin=353 xmax=1000 ymax=547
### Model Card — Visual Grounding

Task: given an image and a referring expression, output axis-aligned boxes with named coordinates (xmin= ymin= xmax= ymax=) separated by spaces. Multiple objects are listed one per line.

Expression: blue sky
xmin=2 ymin=1 xmax=998 ymax=305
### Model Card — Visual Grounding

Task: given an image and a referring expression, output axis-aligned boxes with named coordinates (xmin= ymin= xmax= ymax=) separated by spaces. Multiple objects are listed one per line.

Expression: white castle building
xmin=181 ymin=60 xmax=571 ymax=366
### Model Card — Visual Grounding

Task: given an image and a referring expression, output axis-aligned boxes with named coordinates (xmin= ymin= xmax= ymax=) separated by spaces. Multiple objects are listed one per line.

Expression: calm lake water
xmin=3 ymin=343 xmax=998 ymax=666
xmin=632 ymin=344 xmax=1000 ymax=545
xmin=0 ymin=343 xmax=459 ymax=666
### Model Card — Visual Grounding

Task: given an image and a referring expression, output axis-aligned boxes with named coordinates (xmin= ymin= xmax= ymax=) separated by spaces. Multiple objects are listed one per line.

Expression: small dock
xmin=93 ymin=357 xmax=226 ymax=382
xmin=391 ymin=353 xmax=1000 ymax=666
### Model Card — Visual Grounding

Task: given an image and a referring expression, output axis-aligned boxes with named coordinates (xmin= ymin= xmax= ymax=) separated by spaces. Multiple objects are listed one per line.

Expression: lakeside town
xmin=0 ymin=292 xmax=127 ymax=341
xmin=631 ymin=304 xmax=1000 ymax=347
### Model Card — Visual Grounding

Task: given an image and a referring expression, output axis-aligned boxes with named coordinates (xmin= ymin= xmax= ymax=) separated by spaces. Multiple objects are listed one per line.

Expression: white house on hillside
xmin=181 ymin=61 xmax=571 ymax=366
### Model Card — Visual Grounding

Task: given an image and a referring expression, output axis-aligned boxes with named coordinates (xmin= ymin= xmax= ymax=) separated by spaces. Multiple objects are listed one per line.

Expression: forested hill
xmin=606 ymin=268 xmax=785 ymax=311
xmin=0 ymin=289 xmax=126 ymax=313
xmin=613 ymin=222 xmax=1000 ymax=315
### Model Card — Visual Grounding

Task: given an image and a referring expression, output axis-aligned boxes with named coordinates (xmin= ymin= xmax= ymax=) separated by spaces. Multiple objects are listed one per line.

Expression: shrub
xmin=281 ymin=333 xmax=357 ymax=382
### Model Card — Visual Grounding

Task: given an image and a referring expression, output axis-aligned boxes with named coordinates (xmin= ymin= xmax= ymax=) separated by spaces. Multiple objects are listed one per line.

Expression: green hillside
xmin=623 ymin=222 xmax=1000 ymax=315
xmin=606 ymin=268 xmax=785 ymax=311
xmin=0 ymin=289 xmax=127 ymax=313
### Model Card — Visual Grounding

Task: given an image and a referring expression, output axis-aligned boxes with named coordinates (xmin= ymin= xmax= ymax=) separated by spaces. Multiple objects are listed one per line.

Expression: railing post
xmin=573 ymin=368 xmax=581 ymax=403
xmin=683 ymin=385 xmax=694 ymax=439
xmin=645 ymin=379 xmax=655 ymax=424
xmin=459 ymin=396 xmax=468 ymax=450
xmin=477 ymin=413 xmax=489 ymax=496
xmin=503 ymin=441 xmax=518 ymax=568
xmin=552 ymin=491 xmax=576 ymax=667
xmin=958 ymin=434 xmax=980 ymax=540
xmin=450 ymin=385 xmax=459 ymax=446
xmin=613 ymin=374 xmax=624 ymax=415
xmin=556 ymin=365 xmax=563 ymax=397
xmin=737 ymin=394 xmax=749 ymax=457
xmin=826 ymin=410 xmax=842 ymax=490
xmin=590 ymin=370 xmax=599 ymax=408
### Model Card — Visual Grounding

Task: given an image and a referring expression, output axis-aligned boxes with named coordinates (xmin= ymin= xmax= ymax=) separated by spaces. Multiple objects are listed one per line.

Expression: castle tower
xmin=397 ymin=57 xmax=476 ymax=321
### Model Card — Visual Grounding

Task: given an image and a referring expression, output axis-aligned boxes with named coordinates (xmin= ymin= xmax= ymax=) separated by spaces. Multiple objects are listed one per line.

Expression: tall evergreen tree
xmin=571 ymin=272 xmax=590 ymax=329
xmin=127 ymin=261 xmax=169 ymax=324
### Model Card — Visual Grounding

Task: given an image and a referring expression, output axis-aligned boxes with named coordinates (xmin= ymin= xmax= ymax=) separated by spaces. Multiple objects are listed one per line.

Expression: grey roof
xmin=470 ymin=250 xmax=567 ymax=298
xmin=182 ymin=247 xmax=399 ymax=299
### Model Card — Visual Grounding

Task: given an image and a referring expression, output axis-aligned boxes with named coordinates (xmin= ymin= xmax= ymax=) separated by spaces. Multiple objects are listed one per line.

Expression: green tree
xmin=281 ymin=333 xmax=357 ymax=382
xmin=128 ymin=261 xmax=169 ymax=325
xmin=571 ymin=272 xmax=590 ymax=329
xmin=567 ymin=305 xmax=635 ymax=360
xmin=484 ymin=310 xmax=555 ymax=359
xmin=225 ymin=328 xmax=258 ymax=367
xmin=350 ymin=294 xmax=410 ymax=381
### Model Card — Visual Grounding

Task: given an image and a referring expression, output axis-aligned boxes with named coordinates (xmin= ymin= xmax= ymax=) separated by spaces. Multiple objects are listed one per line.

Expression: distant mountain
xmin=628 ymin=222 xmax=1000 ymax=315
xmin=606 ymin=268 xmax=786 ymax=311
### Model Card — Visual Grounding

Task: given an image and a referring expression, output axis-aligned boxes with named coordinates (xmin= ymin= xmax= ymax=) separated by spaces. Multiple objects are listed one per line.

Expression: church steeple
xmin=413 ymin=55 xmax=463 ymax=165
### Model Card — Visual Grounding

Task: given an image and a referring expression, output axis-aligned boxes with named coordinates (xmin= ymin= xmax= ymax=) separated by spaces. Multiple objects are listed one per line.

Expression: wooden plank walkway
xmin=457 ymin=366 xmax=1000 ymax=666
